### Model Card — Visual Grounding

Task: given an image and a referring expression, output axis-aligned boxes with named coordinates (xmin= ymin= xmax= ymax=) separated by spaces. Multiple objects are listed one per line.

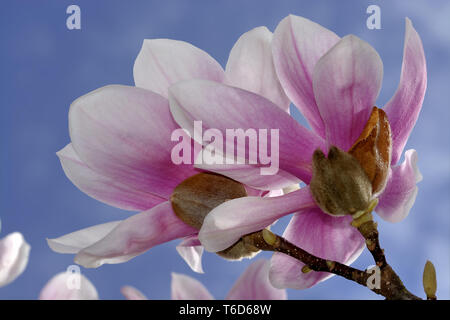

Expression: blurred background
xmin=0 ymin=0 xmax=449 ymax=299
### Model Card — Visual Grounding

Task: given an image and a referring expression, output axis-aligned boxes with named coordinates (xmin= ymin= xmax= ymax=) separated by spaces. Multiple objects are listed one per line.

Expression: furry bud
xmin=310 ymin=146 xmax=372 ymax=216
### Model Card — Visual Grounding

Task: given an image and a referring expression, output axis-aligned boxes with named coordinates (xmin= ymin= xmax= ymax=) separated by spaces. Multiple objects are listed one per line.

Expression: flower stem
xmin=242 ymin=229 xmax=421 ymax=300
xmin=352 ymin=212 xmax=387 ymax=268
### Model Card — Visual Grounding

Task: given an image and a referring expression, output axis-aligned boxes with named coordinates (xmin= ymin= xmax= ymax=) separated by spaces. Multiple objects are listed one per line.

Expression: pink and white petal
xmin=195 ymin=160 xmax=301 ymax=191
xmin=47 ymin=221 xmax=121 ymax=254
xmin=121 ymin=286 xmax=148 ymax=300
xmin=73 ymin=201 xmax=197 ymax=268
xmin=171 ymin=273 xmax=214 ymax=300
xmin=272 ymin=15 xmax=340 ymax=136
xmin=39 ymin=272 xmax=98 ymax=300
xmin=384 ymin=19 xmax=427 ymax=165
xmin=251 ymin=185 xmax=297 ymax=198
xmin=225 ymin=26 xmax=290 ymax=112
xmin=313 ymin=35 xmax=383 ymax=151
xmin=266 ymin=189 xmax=284 ymax=197
xmin=69 ymin=85 xmax=197 ymax=201
xmin=169 ymin=80 xmax=326 ymax=186
xmin=58 ymin=144 xmax=165 ymax=211
xmin=198 ymin=187 xmax=316 ymax=253
xmin=225 ymin=260 xmax=287 ymax=300
xmin=376 ymin=149 xmax=422 ymax=223
xmin=176 ymin=235 xmax=204 ymax=274
xmin=269 ymin=208 xmax=365 ymax=289
xmin=244 ymin=185 xmax=266 ymax=197
xmin=134 ymin=39 xmax=224 ymax=98
xmin=0 ymin=232 xmax=30 ymax=287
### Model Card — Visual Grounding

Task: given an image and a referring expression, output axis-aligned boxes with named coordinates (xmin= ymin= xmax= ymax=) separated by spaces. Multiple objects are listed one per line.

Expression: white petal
xmin=47 ymin=221 xmax=121 ymax=254
xmin=376 ymin=149 xmax=423 ymax=222
xmin=134 ymin=39 xmax=224 ymax=98
xmin=226 ymin=260 xmax=287 ymax=300
xmin=0 ymin=232 xmax=30 ymax=287
xmin=39 ymin=271 xmax=99 ymax=300
xmin=225 ymin=27 xmax=290 ymax=112
xmin=171 ymin=273 xmax=214 ymax=300
xmin=121 ymin=286 xmax=148 ymax=300
xmin=176 ymin=236 xmax=204 ymax=274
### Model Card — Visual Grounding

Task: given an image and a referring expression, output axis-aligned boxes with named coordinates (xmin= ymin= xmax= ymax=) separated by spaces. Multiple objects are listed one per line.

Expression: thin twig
xmin=352 ymin=212 xmax=387 ymax=268
xmin=242 ymin=229 xmax=421 ymax=300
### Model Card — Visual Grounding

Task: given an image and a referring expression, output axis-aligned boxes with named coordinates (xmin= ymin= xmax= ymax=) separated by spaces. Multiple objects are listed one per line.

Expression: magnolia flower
xmin=39 ymin=271 xmax=98 ymax=300
xmin=121 ymin=259 xmax=286 ymax=300
xmin=0 ymin=230 xmax=30 ymax=287
xmin=48 ymin=27 xmax=290 ymax=272
xmin=175 ymin=15 xmax=426 ymax=289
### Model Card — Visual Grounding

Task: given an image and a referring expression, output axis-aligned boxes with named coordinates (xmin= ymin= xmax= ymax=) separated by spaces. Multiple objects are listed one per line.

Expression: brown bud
xmin=171 ymin=172 xmax=259 ymax=260
xmin=171 ymin=172 xmax=247 ymax=229
xmin=310 ymin=146 xmax=372 ymax=216
xmin=349 ymin=107 xmax=392 ymax=195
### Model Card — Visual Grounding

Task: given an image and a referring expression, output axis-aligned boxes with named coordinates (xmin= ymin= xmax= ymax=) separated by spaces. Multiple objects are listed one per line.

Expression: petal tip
xmin=405 ymin=149 xmax=423 ymax=183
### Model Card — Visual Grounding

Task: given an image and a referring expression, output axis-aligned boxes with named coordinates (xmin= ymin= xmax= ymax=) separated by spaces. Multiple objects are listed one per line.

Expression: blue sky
xmin=0 ymin=0 xmax=449 ymax=299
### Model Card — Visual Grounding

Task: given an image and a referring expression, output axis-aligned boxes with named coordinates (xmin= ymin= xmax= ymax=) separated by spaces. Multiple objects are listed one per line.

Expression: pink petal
xmin=376 ymin=149 xmax=422 ymax=223
xmin=73 ymin=201 xmax=197 ymax=268
xmin=313 ymin=35 xmax=383 ymax=151
xmin=269 ymin=208 xmax=365 ymax=289
xmin=195 ymin=161 xmax=301 ymax=191
xmin=225 ymin=27 xmax=290 ymax=112
xmin=384 ymin=19 xmax=427 ymax=165
xmin=134 ymin=39 xmax=224 ymax=98
xmin=0 ymin=232 xmax=30 ymax=287
xmin=39 ymin=272 xmax=98 ymax=300
xmin=244 ymin=185 xmax=266 ymax=197
xmin=272 ymin=15 xmax=340 ymax=136
xmin=225 ymin=259 xmax=286 ymax=300
xmin=121 ymin=286 xmax=148 ymax=300
xmin=47 ymin=221 xmax=121 ymax=254
xmin=176 ymin=235 xmax=204 ymax=274
xmin=198 ymin=187 xmax=316 ymax=253
xmin=171 ymin=273 xmax=214 ymax=300
xmin=68 ymin=85 xmax=197 ymax=202
xmin=169 ymin=80 xmax=326 ymax=187
xmin=58 ymin=144 xmax=165 ymax=211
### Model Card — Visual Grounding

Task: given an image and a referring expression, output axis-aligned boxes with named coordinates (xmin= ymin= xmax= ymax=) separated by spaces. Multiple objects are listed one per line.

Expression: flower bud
xmin=171 ymin=172 xmax=259 ymax=260
xmin=349 ymin=107 xmax=391 ymax=195
xmin=310 ymin=107 xmax=392 ymax=217
xmin=423 ymin=260 xmax=437 ymax=299
xmin=310 ymin=146 xmax=372 ymax=216
xmin=216 ymin=239 xmax=260 ymax=260
xmin=171 ymin=172 xmax=247 ymax=229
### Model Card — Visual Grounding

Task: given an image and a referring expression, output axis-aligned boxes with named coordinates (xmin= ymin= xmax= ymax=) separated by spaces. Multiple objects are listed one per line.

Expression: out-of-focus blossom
xmin=0 ymin=231 xmax=30 ymax=287
xmin=48 ymin=27 xmax=289 ymax=272
xmin=122 ymin=259 xmax=286 ymax=300
xmin=187 ymin=15 xmax=426 ymax=289
xmin=121 ymin=285 xmax=148 ymax=300
xmin=39 ymin=271 xmax=98 ymax=300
